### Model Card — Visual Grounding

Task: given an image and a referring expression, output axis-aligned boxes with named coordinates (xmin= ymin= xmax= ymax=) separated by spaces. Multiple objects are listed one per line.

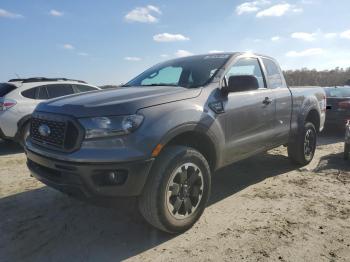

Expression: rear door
xmin=222 ymin=56 xmax=276 ymax=164
xmin=19 ymin=87 xmax=41 ymax=115
xmin=261 ymin=57 xmax=292 ymax=146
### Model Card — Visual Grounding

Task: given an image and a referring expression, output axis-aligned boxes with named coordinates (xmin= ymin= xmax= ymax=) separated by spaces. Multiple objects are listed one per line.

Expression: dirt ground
xmin=0 ymin=133 xmax=349 ymax=262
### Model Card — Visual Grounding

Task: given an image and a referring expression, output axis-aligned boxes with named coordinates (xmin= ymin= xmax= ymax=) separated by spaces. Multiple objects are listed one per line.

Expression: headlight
xmin=79 ymin=114 xmax=144 ymax=139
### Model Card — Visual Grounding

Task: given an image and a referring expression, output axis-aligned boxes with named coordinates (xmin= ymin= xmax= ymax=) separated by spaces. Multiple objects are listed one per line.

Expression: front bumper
xmin=26 ymin=149 xmax=154 ymax=198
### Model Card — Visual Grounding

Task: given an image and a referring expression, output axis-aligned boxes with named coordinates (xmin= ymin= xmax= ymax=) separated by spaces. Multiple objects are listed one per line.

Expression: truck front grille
xmin=30 ymin=112 xmax=83 ymax=152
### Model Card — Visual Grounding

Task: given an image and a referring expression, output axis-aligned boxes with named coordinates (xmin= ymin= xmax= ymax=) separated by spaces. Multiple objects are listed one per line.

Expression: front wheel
xmin=288 ymin=122 xmax=317 ymax=166
xmin=138 ymin=146 xmax=211 ymax=233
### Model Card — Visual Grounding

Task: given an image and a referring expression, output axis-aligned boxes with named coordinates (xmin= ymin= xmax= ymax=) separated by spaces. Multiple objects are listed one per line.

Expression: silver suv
xmin=0 ymin=77 xmax=99 ymax=145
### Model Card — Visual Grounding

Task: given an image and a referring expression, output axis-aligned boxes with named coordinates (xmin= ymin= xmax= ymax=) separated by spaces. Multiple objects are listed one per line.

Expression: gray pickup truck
xmin=26 ymin=52 xmax=326 ymax=233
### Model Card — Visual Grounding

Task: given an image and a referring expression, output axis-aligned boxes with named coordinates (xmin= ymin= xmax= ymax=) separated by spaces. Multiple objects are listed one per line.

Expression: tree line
xmin=283 ymin=67 xmax=350 ymax=87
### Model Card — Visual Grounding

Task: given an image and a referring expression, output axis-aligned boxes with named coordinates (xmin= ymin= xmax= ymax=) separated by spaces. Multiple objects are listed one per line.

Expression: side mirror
xmin=224 ymin=75 xmax=259 ymax=93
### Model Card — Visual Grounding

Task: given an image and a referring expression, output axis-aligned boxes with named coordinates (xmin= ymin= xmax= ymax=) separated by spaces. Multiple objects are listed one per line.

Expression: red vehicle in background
xmin=324 ymin=86 xmax=350 ymax=130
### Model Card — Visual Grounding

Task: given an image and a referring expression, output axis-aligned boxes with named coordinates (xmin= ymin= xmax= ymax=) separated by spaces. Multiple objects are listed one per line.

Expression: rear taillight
xmin=0 ymin=99 xmax=17 ymax=111
xmin=338 ymin=101 xmax=350 ymax=109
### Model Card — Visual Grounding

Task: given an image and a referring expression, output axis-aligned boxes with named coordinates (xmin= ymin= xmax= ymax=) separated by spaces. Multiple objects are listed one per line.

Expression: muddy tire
xmin=138 ymin=146 xmax=211 ymax=233
xmin=288 ymin=122 xmax=317 ymax=166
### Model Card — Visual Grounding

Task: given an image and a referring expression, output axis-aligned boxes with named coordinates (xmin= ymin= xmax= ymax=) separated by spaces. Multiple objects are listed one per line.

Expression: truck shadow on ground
xmin=1 ymin=152 xmax=297 ymax=262
xmin=0 ymin=135 xmax=345 ymax=262
xmin=0 ymin=139 xmax=23 ymax=156
xmin=314 ymin=151 xmax=350 ymax=173
xmin=318 ymin=129 xmax=344 ymax=146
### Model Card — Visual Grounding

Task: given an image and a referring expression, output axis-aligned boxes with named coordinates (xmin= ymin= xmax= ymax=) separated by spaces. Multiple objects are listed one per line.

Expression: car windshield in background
xmin=325 ymin=87 xmax=350 ymax=98
xmin=125 ymin=54 xmax=231 ymax=88
xmin=0 ymin=83 xmax=17 ymax=97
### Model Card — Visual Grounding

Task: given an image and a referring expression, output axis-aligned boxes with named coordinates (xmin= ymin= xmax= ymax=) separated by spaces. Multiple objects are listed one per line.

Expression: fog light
xmin=92 ymin=169 xmax=128 ymax=186
xmin=107 ymin=171 xmax=119 ymax=184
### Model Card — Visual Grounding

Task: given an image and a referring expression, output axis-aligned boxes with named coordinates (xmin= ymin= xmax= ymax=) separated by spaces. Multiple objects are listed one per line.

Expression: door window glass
xmin=21 ymin=87 xmax=37 ymax=99
xmin=226 ymin=58 xmax=265 ymax=89
xmin=38 ymin=86 xmax=49 ymax=99
xmin=262 ymin=58 xmax=283 ymax=88
xmin=46 ymin=84 xmax=74 ymax=98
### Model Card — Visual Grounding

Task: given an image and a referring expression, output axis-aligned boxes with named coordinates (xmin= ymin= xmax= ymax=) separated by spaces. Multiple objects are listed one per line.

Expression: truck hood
xmin=35 ymin=86 xmax=201 ymax=118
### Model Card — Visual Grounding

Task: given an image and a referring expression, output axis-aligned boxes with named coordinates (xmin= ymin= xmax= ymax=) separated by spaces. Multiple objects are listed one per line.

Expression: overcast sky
xmin=0 ymin=0 xmax=349 ymax=85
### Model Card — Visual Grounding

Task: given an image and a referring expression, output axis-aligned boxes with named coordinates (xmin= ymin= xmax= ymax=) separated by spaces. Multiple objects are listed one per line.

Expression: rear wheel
xmin=138 ymin=146 xmax=211 ymax=233
xmin=288 ymin=122 xmax=317 ymax=166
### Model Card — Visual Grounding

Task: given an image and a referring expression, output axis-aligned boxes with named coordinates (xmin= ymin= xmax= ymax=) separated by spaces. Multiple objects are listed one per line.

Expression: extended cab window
xmin=46 ymin=84 xmax=74 ymax=98
xmin=262 ymin=58 xmax=283 ymax=88
xmin=226 ymin=58 xmax=265 ymax=89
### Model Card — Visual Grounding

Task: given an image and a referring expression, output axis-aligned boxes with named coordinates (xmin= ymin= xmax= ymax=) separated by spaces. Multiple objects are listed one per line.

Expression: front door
xmin=222 ymin=56 xmax=276 ymax=164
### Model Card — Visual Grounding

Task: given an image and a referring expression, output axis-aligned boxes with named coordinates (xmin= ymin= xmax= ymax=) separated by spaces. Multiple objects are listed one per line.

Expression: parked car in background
xmin=324 ymin=86 xmax=350 ymax=130
xmin=26 ymin=53 xmax=326 ymax=233
xmin=0 ymin=77 xmax=100 ymax=145
xmin=345 ymin=120 xmax=350 ymax=160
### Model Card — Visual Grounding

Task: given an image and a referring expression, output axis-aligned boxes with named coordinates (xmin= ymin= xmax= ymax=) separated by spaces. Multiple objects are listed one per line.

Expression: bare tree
xmin=283 ymin=67 xmax=350 ymax=87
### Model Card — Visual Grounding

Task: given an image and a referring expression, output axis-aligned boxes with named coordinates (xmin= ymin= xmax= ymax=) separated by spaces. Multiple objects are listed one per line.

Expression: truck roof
xmin=168 ymin=52 xmax=276 ymax=61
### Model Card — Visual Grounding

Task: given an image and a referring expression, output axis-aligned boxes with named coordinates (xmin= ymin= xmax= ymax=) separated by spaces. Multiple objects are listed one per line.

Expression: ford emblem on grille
xmin=38 ymin=124 xmax=51 ymax=137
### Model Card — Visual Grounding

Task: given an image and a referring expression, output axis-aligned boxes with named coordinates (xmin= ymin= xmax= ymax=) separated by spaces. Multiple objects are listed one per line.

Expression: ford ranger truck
xmin=25 ymin=53 xmax=326 ymax=233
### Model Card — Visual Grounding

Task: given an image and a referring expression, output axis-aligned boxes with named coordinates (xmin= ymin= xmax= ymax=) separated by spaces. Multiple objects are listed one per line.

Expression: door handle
xmin=262 ymin=97 xmax=272 ymax=105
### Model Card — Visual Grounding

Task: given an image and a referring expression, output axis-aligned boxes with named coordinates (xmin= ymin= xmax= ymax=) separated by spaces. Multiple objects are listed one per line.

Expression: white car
xmin=0 ymin=77 xmax=100 ymax=145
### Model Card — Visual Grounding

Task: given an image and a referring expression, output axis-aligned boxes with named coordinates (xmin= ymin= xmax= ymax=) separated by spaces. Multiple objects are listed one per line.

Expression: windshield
xmin=325 ymin=87 xmax=350 ymax=98
xmin=125 ymin=54 xmax=231 ymax=88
